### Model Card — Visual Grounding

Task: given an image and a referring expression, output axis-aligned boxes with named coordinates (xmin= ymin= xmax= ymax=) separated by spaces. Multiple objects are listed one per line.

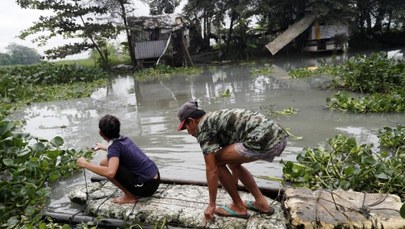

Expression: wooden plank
xmin=265 ymin=15 xmax=316 ymax=55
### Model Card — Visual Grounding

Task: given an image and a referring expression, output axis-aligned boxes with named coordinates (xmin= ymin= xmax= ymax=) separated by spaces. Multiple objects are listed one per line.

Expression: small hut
xmin=127 ymin=14 xmax=193 ymax=67
xmin=266 ymin=15 xmax=349 ymax=55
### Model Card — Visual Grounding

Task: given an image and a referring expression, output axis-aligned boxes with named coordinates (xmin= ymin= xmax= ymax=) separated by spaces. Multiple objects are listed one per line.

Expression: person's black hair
xmin=187 ymin=109 xmax=206 ymax=120
xmin=99 ymin=114 xmax=120 ymax=139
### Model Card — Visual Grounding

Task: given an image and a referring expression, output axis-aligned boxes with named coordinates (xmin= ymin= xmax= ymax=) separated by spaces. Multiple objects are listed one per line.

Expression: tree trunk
xmin=373 ymin=0 xmax=386 ymax=33
xmin=226 ymin=10 xmax=236 ymax=47
xmin=119 ymin=1 xmax=137 ymax=68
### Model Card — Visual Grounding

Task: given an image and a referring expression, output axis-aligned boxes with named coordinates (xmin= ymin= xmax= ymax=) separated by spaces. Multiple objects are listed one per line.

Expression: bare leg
xmin=216 ymin=144 xmax=272 ymax=213
xmin=228 ymin=164 xmax=272 ymax=212
xmin=216 ymin=164 xmax=247 ymax=215
xmin=108 ymin=179 xmax=138 ymax=204
xmin=100 ymin=158 xmax=138 ymax=204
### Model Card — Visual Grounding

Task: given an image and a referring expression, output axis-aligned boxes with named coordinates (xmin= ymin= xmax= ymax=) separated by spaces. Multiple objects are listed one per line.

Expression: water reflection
xmin=9 ymin=50 xmax=405 ymax=216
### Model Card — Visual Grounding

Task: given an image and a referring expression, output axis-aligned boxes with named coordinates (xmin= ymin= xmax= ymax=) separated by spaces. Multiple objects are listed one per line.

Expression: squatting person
xmin=77 ymin=114 xmax=160 ymax=204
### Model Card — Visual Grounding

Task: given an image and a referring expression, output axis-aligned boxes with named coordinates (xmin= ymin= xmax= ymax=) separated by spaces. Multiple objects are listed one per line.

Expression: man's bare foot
xmin=244 ymin=200 xmax=274 ymax=215
xmin=215 ymin=204 xmax=249 ymax=218
xmin=112 ymin=195 xmax=138 ymax=204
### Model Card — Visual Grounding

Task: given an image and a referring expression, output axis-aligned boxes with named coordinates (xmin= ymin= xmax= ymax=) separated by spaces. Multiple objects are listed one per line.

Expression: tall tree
xmin=91 ymin=0 xmax=138 ymax=68
xmin=4 ymin=43 xmax=42 ymax=65
xmin=144 ymin=0 xmax=181 ymax=15
xmin=0 ymin=53 xmax=11 ymax=66
xmin=17 ymin=0 xmax=118 ymax=69
xmin=183 ymin=0 xmax=217 ymax=50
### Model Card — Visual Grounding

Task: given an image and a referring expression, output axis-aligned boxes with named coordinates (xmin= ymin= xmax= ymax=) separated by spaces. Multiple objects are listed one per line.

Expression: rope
xmin=297 ymin=190 xmax=390 ymax=228
xmin=67 ymin=169 xmax=94 ymax=226
xmin=83 ymin=169 xmax=89 ymax=210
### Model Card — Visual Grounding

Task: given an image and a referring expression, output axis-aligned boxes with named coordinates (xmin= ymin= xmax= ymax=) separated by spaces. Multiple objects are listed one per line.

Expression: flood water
xmin=10 ymin=50 xmax=405 ymax=218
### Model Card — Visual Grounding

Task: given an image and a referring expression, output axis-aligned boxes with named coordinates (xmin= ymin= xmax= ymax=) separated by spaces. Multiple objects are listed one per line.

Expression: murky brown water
xmin=10 ymin=50 xmax=405 ymax=216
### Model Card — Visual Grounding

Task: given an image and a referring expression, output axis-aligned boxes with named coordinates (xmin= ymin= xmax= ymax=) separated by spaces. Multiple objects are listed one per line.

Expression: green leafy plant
xmin=0 ymin=63 xmax=108 ymax=119
xmin=260 ymin=105 xmax=299 ymax=117
xmin=282 ymin=125 xmax=405 ymax=200
xmin=134 ymin=65 xmax=203 ymax=82
xmin=250 ymin=64 xmax=273 ymax=76
xmin=289 ymin=52 xmax=405 ymax=113
xmin=220 ymin=88 xmax=231 ymax=97
xmin=330 ymin=52 xmax=405 ymax=93
xmin=326 ymin=90 xmax=405 ymax=113
xmin=0 ymin=119 xmax=93 ymax=228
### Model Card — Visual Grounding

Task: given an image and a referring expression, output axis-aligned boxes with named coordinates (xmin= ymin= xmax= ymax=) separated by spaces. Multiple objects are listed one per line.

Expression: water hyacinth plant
xmin=0 ymin=119 xmax=93 ymax=228
xmin=287 ymin=52 xmax=405 ymax=113
xmin=282 ymin=125 xmax=405 ymax=200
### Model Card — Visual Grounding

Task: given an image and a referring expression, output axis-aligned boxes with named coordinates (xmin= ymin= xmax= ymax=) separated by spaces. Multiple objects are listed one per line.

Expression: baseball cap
xmin=177 ymin=100 xmax=199 ymax=131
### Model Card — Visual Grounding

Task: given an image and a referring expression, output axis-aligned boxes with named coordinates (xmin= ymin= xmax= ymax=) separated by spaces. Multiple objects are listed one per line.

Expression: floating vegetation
xmin=288 ymin=67 xmax=321 ymax=78
xmin=250 ymin=63 xmax=273 ymax=76
xmin=0 ymin=120 xmax=93 ymax=228
xmin=282 ymin=126 xmax=405 ymax=201
xmin=220 ymin=88 xmax=231 ymax=97
xmin=0 ymin=63 xmax=108 ymax=119
xmin=289 ymin=52 xmax=405 ymax=113
xmin=288 ymin=64 xmax=335 ymax=79
xmin=329 ymin=52 xmax=405 ymax=94
xmin=326 ymin=90 xmax=405 ymax=113
xmin=134 ymin=64 xmax=203 ymax=82
xmin=260 ymin=105 xmax=298 ymax=117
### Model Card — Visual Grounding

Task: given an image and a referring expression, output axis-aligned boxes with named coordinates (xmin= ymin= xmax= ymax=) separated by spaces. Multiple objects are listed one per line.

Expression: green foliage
xmin=260 ymin=105 xmax=299 ymax=117
xmin=326 ymin=90 xmax=405 ymax=113
xmin=378 ymin=125 xmax=405 ymax=153
xmin=0 ymin=119 xmax=93 ymax=228
xmin=134 ymin=65 xmax=203 ymax=82
xmin=0 ymin=62 xmax=108 ymax=119
xmin=282 ymin=126 xmax=405 ymax=200
xmin=330 ymin=52 xmax=405 ymax=93
xmin=147 ymin=0 xmax=181 ymax=15
xmin=288 ymin=68 xmax=319 ymax=78
xmin=89 ymin=43 xmax=131 ymax=68
xmin=288 ymin=63 xmax=337 ymax=79
xmin=0 ymin=62 xmax=107 ymax=85
xmin=401 ymin=203 xmax=405 ymax=218
xmin=53 ymin=58 xmax=97 ymax=68
xmin=289 ymin=52 xmax=405 ymax=113
xmin=17 ymin=0 xmax=119 ymax=69
xmin=220 ymin=88 xmax=231 ymax=97
xmin=250 ymin=64 xmax=273 ymax=76
xmin=0 ymin=43 xmax=42 ymax=66
xmin=305 ymin=0 xmax=355 ymax=24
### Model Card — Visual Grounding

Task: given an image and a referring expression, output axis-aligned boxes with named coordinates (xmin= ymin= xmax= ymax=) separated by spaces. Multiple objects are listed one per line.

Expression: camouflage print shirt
xmin=196 ymin=108 xmax=288 ymax=156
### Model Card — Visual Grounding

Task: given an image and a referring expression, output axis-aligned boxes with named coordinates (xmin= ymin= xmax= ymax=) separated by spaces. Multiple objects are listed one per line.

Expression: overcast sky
xmin=0 ymin=0 xmax=150 ymax=60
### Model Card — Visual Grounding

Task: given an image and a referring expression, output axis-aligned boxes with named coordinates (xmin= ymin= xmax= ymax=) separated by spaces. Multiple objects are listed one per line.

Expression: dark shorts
xmin=115 ymin=166 xmax=160 ymax=197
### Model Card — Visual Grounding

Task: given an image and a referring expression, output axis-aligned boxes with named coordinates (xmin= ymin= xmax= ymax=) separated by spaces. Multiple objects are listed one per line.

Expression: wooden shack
xmin=127 ymin=14 xmax=193 ymax=67
xmin=266 ymin=15 xmax=349 ymax=55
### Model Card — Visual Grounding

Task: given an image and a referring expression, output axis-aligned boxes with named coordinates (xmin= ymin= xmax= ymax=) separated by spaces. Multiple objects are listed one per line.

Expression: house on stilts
xmin=127 ymin=14 xmax=193 ymax=67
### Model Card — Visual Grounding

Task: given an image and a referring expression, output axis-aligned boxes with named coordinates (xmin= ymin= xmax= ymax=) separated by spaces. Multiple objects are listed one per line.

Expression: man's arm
xmin=204 ymin=153 xmax=218 ymax=221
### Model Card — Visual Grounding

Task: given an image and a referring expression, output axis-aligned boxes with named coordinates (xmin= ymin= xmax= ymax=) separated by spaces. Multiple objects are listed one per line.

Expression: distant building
xmin=266 ymin=15 xmax=349 ymax=55
xmin=127 ymin=14 xmax=193 ymax=67
xmin=302 ymin=21 xmax=349 ymax=53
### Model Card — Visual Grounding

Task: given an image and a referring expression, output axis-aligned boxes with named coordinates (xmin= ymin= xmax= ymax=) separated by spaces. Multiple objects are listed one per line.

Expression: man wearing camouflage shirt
xmin=176 ymin=100 xmax=288 ymax=223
